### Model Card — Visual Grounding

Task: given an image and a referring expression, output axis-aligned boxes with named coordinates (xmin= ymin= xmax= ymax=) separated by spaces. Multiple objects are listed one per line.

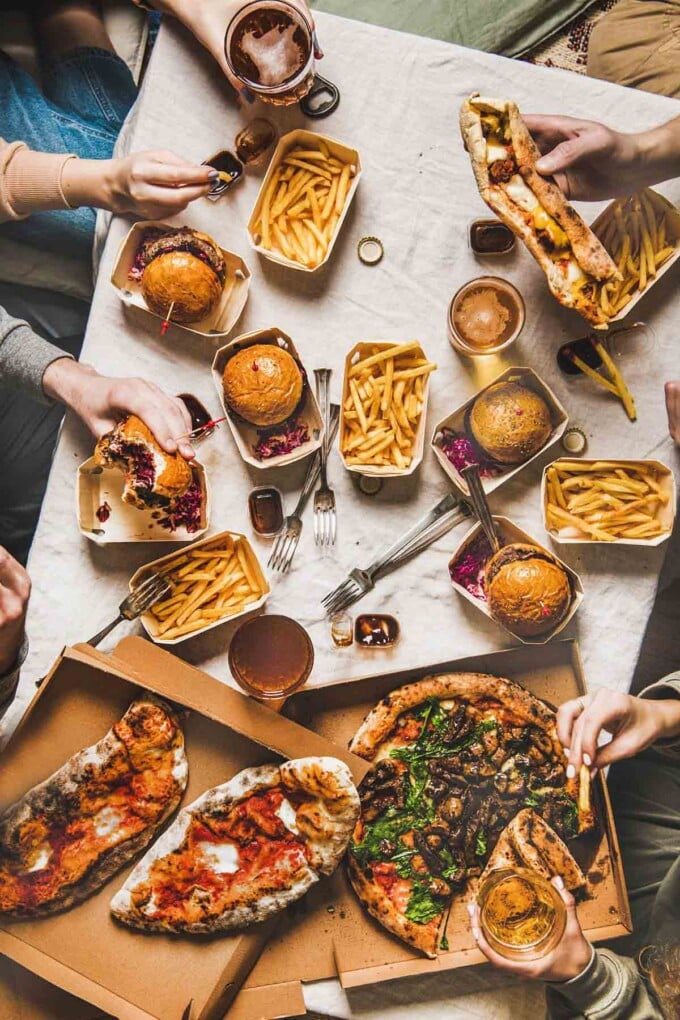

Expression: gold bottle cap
xmin=358 ymin=236 xmax=384 ymax=266
xmin=562 ymin=427 xmax=587 ymax=455
xmin=358 ymin=474 xmax=383 ymax=495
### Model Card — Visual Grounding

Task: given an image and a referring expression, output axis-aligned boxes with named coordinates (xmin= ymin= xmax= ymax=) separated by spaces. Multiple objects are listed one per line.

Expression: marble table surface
xmin=6 ymin=11 xmax=680 ymax=1020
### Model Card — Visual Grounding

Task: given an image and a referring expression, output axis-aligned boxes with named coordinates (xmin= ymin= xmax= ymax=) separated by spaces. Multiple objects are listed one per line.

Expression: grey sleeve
xmin=545 ymin=949 xmax=664 ymax=1020
xmin=0 ymin=635 xmax=27 ymax=719
xmin=639 ymin=672 xmax=680 ymax=758
xmin=0 ymin=305 xmax=72 ymax=403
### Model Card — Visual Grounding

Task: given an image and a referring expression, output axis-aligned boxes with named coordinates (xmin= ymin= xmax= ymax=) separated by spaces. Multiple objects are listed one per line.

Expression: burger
xmin=468 ymin=381 xmax=552 ymax=465
xmin=95 ymin=415 xmax=193 ymax=511
xmin=485 ymin=542 xmax=572 ymax=637
xmin=131 ymin=226 xmax=226 ymax=324
xmin=222 ymin=344 xmax=304 ymax=428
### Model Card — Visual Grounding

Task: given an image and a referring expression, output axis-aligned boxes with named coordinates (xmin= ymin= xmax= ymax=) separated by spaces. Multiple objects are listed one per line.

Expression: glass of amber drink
xmin=477 ymin=868 xmax=566 ymax=961
xmin=224 ymin=1 xmax=315 ymax=106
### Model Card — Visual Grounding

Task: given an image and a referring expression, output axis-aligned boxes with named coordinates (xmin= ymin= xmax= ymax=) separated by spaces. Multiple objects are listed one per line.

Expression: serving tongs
xmin=322 ymin=491 xmax=472 ymax=615
xmin=461 ymin=464 xmax=500 ymax=553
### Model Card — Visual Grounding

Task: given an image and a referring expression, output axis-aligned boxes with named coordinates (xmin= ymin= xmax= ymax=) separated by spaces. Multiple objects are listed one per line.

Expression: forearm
xmin=60 ymin=158 xmax=117 ymax=212
xmin=0 ymin=142 xmax=76 ymax=221
xmin=546 ymin=949 xmax=663 ymax=1020
xmin=629 ymin=114 xmax=680 ymax=189
xmin=43 ymin=358 xmax=98 ymax=409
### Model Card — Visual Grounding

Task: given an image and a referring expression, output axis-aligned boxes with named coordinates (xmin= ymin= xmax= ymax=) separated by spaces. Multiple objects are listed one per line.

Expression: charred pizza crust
xmin=480 ymin=808 xmax=586 ymax=892
xmin=460 ymin=94 xmax=620 ymax=326
xmin=347 ymin=674 xmax=591 ymax=957
xmin=0 ymin=695 xmax=187 ymax=918
xmin=110 ymin=756 xmax=359 ymax=935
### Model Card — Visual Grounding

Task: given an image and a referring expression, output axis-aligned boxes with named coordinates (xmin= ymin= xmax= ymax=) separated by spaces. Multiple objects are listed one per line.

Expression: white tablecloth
xmin=7 ymin=12 xmax=680 ymax=1019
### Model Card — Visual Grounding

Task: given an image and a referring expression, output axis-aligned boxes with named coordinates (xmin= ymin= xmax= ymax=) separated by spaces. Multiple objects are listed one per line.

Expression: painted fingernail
xmin=590 ymin=766 xmax=598 ymax=779
xmin=583 ymin=753 xmax=592 ymax=767
xmin=472 ymin=927 xmax=481 ymax=942
xmin=207 ymin=169 xmax=219 ymax=180
xmin=566 ymin=764 xmax=576 ymax=779
xmin=466 ymin=902 xmax=475 ymax=918
xmin=563 ymin=747 xmax=570 ymax=758
xmin=239 ymin=86 xmax=256 ymax=104
xmin=554 ymin=875 xmax=565 ymax=890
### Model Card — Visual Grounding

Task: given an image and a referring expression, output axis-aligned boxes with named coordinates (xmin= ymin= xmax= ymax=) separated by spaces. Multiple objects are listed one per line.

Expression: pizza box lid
xmin=0 ymin=640 xmax=367 ymax=1020
xmin=110 ymin=220 xmax=251 ymax=339
xmin=339 ymin=341 xmax=433 ymax=478
xmin=541 ymin=457 xmax=676 ymax=547
xmin=211 ymin=327 xmax=323 ymax=470
xmin=219 ymin=638 xmax=630 ymax=1008
xmin=76 ymin=456 xmax=210 ymax=544
xmin=447 ymin=515 xmax=584 ymax=644
xmin=430 ymin=366 xmax=569 ymax=497
xmin=247 ymin=129 xmax=362 ymax=273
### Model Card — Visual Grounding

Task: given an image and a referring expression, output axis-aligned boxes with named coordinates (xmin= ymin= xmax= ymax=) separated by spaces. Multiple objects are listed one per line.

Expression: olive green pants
xmin=588 ymin=0 xmax=680 ymax=98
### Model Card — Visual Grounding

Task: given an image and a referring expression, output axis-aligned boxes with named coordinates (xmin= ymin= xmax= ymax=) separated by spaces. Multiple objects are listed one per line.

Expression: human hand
xmin=522 ymin=115 xmax=644 ymax=201
xmin=0 ymin=548 xmax=31 ymax=676
xmin=157 ymin=0 xmax=322 ymax=97
xmin=556 ymin=688 xmax=680 ymax=775
xmin=665 ymin=380 xmax=680 ymax=443
xmin=468 ymin=877 xmax=592 ymax=984
xmin=42 ymin=360 xmax=195 ymax=460
xmin=62 ymin=150 xmax=213 ymax=218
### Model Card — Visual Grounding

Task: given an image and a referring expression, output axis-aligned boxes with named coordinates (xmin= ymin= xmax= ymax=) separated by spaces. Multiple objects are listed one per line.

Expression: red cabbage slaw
xmin=449 ymin=531 xmax=493 ymax=601
xmin=253 ymin=420 xmax=310 ymax=460
xmin=438 ymin=428 xmax=500 ymax=479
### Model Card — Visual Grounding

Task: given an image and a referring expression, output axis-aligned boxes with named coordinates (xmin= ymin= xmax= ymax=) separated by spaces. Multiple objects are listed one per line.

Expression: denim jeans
xmin=0 ymin=46 xmax=137 ymax=259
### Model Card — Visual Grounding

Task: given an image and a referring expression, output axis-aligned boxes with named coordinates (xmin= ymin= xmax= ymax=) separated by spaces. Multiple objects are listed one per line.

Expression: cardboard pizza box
xmin=216 ymin=639 xmax=628 ymax=1012
xmin=0 ymin=639 xmax=368 ymax=1020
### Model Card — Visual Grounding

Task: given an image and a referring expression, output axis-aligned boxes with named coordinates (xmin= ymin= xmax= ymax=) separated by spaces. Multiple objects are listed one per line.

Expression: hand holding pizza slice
xmin=110 ymin=757 xmax=359 ymax=934
xmin=459 ymin=94 xmax=620 ymax=327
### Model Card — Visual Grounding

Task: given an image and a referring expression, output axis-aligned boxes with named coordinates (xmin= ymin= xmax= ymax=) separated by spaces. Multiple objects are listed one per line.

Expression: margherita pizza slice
xmin=0 ymin=695 xmax=187 ymax=918
xmin=459 ymin=94 xmax=620 ymax=327
xmin=110 ymin=756 xmax=359 ymax=934
xmin=347 ymin=673 xmax=591 ymax=957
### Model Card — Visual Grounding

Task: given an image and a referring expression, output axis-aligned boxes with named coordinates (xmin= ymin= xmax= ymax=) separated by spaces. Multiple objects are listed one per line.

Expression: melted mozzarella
xmin=94 ymin=806 xmax=123 ymax=838
xmin=142 ymin=891 xmax=160 ymax=916
xmin=275 ymin=798 xmax=299 ymax=834
xmin=198 ymin=841 xmax=240 ymax=874
xmin=565 ymin=260 xmax=587 ymax=286
xmin=486 ymin=139 xmax=508 ymax=164
xmin=504 ymin=174 xmax=540 ymax=213
xmin=26 ymin=846 xmax=52 ymax=873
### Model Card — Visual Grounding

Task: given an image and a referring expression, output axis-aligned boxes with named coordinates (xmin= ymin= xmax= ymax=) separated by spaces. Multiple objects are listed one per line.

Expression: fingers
xmin=467 ymin=903 xmax=512 ymax=970
xmin=140 ymin=184 xmax=213 ymax=214
xmin=556 ymin=695 xmax=589 ymax=754
xmin=110 ymin=379 xmax=195 ymax=461
xmin=665 ymin=380 xmax=680 ymax=444
xmin=535 ymin=137 xmax=592 ymax=176
xmin=565 ymin=690 xmax=629 ymax=774
xmin=0 ymin=548 xmax=31 ymax=601
xmin=551 ymin=875 xmax=574 ymax=910
xmin=145 ymin=159 xmax=214 ymax=188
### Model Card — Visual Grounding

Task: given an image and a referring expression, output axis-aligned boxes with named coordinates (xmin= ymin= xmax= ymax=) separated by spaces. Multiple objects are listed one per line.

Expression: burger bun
xmin=485 ymin=542 xmax=572 ymax=637
xmin=469 ymin=381 xmax=552 ymax=465
xmin=141 ymin=251 xmax=222 ymax=324
xmin=223 ymin=344 xmax=303 ymax=427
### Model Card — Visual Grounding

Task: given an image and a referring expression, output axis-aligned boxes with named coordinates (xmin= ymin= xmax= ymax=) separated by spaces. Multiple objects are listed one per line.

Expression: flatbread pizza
xmin=347 ymin=673 xmax=592 ymax=957
xmin=110 ymin=756 xmax=359 ymax=934
xmin=459 ymin=94 xmax=620 ymax=326
xmin=0 ymin=695 xmax=187 ymax=918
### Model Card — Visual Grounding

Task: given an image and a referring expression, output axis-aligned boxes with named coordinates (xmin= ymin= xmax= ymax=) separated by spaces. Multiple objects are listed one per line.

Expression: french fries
xmin=340 ymin=342 xmax=436 ymax=471
xmin=140 ymin=534 xmax=267 ymax=641
xmin=565 ymin=337 xmax=636 ymax=422
xmin=252 ymin=141 xmax=357 ymax=269
xmin=594 ymin=188 xmax=680 ymax=317
xmin=544 ymin=460 xmax=672 ymax=543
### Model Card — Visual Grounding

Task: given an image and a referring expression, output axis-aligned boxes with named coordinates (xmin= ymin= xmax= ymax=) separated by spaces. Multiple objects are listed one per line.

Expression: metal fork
xmin=322 ymin=493 xmax=471 ymax=615
xmin=269 ymin=404 xmax=340 ymax=573
xmin=313 ymin=368 xmax=336 ymax=546
xmin=85 ymin=573 xmax=172 ymax=647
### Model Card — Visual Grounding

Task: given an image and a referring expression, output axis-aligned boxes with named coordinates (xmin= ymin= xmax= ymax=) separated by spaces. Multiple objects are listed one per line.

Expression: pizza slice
xmin=347 ymin=673 xmax=592 ymax=957
xmin=0 ymin=695 xmax=187 ymax=917
xmin=459 ymin=94 xmax=620 ymax=327
xmin=480 ymin=808 xmax=586 ymax=892
xmin=110 ymin=756 xmax=359 ymax=934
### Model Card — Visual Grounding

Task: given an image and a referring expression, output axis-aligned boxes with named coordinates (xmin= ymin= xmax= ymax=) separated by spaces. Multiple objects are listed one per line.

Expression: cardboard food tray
xmin=0 ymin=639 xmax=367 ymax=1020
xmin=211 ymin=327 xmax=323 ymax=470
xmin=339 ymin=341 xmax=432 ymax=478
xmin=76 ymin=457 xmax=210 ymax=544
xmin=431 ymin=366 xmax=569 ymax=496
xmin=110 ymin=221 xmax=251 ymax=339
xmin=449 ymin=516 xmax=584 ymax=645
xmin=220 ymin=639 xmax=629 ymax=1009
xmin=591 ymin=190 xmax=680 ymax=324
xmin=130 ymin=529 xmax=270 ymax=645
xmin=541 ymin=458 xmax=676 ymax=547
xmin=247 ymin=129 xmax=362 ymax=273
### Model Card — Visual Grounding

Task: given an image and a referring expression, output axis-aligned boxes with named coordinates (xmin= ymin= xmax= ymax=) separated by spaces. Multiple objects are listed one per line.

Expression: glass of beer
xmin=477 ymin=868 xmax=566 ymax=962
xmin=224 ymin=0 xmax=315 ymax=106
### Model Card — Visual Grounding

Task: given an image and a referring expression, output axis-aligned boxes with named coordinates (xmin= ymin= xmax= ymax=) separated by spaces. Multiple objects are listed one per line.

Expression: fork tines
xmin=128 ymin=573 xmax=172 ymax=611
xmin=268 ymin=528 xmax=300 ymax=574
xmin=322 ymin=578 xmax=360 ymax=614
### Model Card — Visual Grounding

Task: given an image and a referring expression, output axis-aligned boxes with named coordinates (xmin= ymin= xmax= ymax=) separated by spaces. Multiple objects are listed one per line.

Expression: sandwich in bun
xmin=222 ymin=344 xmax=304 ymax=428
xmin=95 ymin=415 xmax=193 ymax=510
xmin=485 ymin=542 xmax=572 ymax=637
xmin=469 ymin=380 xmax=552 ymax=465
xmin=131 ymin=226 xmax=226 ymax=324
